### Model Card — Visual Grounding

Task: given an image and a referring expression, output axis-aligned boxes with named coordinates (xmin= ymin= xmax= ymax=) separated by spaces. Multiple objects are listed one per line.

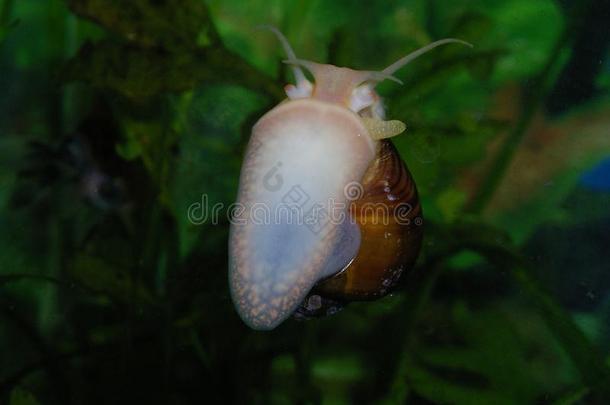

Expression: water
xmin=1 ymin=0 xmax=609 ymax=403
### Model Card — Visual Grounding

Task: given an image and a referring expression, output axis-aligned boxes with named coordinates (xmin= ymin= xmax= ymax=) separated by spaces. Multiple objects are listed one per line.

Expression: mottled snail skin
xmin=229 ymin=27 xmax=471 ymax=330
xmin=229 ymin=99 xmax=376 ymax=330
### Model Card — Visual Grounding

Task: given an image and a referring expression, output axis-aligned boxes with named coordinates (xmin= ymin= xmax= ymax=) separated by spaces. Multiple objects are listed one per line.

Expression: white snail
xmin=229 ymin=27 xmax=472 ymax=330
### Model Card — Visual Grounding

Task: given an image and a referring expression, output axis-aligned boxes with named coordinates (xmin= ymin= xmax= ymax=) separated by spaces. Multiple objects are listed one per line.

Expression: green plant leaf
xmin=170 ymin=84 xmax=266 ymax=257
xmin=9 ymin=388 xmax=40 ymax=405
xmin=404 ymin=301 xmax=576 ymax=404
xmin=67 ymin=0 xmax=216 ymax=49
xmin=62 ymin=40 xmax=283 ymax=100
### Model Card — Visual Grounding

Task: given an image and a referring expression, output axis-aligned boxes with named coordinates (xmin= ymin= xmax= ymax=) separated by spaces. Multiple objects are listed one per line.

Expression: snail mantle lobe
xmin=228 ymin=27 xmax=471 ymax=330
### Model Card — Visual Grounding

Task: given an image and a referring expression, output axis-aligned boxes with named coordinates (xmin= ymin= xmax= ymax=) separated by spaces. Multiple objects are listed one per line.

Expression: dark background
xmin=1 ymin=0 xmax=610 ymax=404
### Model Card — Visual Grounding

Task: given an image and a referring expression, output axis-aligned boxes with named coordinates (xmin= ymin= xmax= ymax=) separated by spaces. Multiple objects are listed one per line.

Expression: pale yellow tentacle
xmin=361 ymin=117 xmax=406 ymax=140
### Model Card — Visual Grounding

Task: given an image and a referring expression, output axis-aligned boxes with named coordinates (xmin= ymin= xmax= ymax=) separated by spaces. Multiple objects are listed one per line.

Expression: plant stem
xmin=466 ymin=1 xmax=592 ymax=214
xmin=466 ymin=35 xmax=569 ymax=213
xmin=385 ymin=260 xmax=444 ymax=404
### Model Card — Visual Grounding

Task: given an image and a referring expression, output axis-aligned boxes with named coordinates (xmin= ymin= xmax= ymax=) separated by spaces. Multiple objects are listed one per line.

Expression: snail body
xmin=229 ymin=28 xmax=471 ymax=330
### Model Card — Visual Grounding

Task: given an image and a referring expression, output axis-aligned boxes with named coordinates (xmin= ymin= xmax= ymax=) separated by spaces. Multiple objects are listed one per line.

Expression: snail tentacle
xmin=377 ymin=38 xmax=473 ymax=81
xmin=259 ymin=25 xmax=312 ymax=99
xmin=361 ymin=117 xmax=406 ymax=140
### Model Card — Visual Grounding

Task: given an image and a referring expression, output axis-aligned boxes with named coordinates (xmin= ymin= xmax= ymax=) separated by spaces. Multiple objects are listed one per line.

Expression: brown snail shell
xmin=294 ymin=140 xmax=423 ymax=318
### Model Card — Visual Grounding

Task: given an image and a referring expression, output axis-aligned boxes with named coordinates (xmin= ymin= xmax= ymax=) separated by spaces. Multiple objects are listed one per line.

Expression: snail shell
xmin=295 ymin=140 xmax=423 ymax=318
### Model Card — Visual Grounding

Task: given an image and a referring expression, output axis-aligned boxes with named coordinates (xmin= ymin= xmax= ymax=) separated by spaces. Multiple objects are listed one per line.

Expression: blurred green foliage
xmin=1 ymin=0 xmax=610 ymax=404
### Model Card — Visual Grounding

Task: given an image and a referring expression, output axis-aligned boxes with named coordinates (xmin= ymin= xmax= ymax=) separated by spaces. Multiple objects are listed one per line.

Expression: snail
xmin=229 ymin=27 xmax=472 ymax=330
